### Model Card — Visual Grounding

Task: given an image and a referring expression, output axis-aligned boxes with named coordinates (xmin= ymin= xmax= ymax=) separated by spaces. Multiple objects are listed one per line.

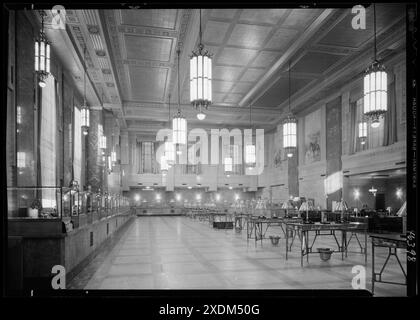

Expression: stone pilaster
xmin=325 ymin=96 xmax=342 ymax=210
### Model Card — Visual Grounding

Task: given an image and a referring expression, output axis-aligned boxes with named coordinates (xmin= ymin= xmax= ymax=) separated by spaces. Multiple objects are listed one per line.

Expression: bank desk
xmin=191 ymin=209 xmax=212 ymax=222
xmin=370 ymin=234 xmax=407 ymax=294
xmin=246 ymin=217 xmax=302 ymax=247
xmin=285 ymin=222 xmax=368 ymax=267
xmin=208 ymin=211 xmax=233 ymax=225
xmin=234 ymin=213 xmax=252 ymax=232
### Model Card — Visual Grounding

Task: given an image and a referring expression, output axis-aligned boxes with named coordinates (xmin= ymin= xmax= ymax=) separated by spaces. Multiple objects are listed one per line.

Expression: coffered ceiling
xmin=45 ymin=4 xmax=406 ymax=134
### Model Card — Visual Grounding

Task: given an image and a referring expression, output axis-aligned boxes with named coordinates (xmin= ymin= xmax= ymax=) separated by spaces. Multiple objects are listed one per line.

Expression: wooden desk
xmin=370 ymin=233 xmax=407 ymax=294
xmin=285 ymin=222 xmax=368 ymax=267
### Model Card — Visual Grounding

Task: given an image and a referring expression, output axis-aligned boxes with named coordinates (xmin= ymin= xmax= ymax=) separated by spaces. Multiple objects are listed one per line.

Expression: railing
xmin=7 ymin=186 xmax=130 ymax=222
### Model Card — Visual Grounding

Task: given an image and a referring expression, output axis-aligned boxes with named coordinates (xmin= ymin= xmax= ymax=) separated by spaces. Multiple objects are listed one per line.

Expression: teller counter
xmin=6 ymin=187 xmax=134 ymax=292
xmin=133 ymin=205 xmax=184 ymax=216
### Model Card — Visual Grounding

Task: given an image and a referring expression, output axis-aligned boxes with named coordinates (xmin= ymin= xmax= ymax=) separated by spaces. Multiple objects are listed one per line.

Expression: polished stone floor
xmin=69 ymin=216 xmax=407 ymax=296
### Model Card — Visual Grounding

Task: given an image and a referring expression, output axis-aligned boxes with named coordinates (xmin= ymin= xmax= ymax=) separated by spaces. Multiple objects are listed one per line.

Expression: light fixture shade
xmin=358 ymin=121 xmax=367 ymax=144
xmin=283 ymin=115 xmax=297 ymax=157
xmin=190 ymin=51 xmax=212 ymax=108
xmin=81 ymin=106 xmax=90 ymax=135
xmin=224 ymin=156 xmax=233 ymax=172
xmin=363 ymin=61 xmax=387 ymax=124
xmin=81 ymin=106 xmax=90 ymax=127
xmin=100 ymin=136 xmax=107 ymax=149
xmin=245 ymin=144 xmax=256 ymax=166
xmin=197 ymin=112 xmax=206 ymax=120
xmin=34 ymin=15 xmax=51 ymax=88
xmin=172 ymin=112 xmax=187 ymax=145
xmin=371 ymin=120 xmax=381 ymax=128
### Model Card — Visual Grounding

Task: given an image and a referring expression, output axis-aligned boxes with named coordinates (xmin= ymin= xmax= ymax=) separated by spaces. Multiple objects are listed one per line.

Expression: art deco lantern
xmin=283 ymin=61 xmax=297 ymax=158
xmin=190 ymin=9 xmax=212 ymax=118
xmin=35 ymin=11 xmax=51 ymax=88
xmin=81 ymin=47 xmax=90 ymax=135
xmin=245 ymin=103 xmax=256 ymax=167
xmin=358 ymin=121 xmax=367 ymax=145
xmin=363 ymin=4 xmax=387 ymax=128
xmin=173 ymin=48 xmax=187 ymax=150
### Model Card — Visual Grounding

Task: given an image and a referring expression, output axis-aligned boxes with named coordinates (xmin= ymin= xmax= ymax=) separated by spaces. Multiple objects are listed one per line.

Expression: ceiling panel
xmin=212 ymin=92 xmax=227 ymax=103
xmin=251 ymin=51 xmax=280 ymax=68
xmin=210 ymin=9 xmax=237 ymax=20
xmin=255 ymin=77 xmax=313 ymax=108
xmin=231 ymin=82 xmax=254 ymax=94
xmin=265 ymin=28 xmax=300 ymax=50
xmin=124 ymin=35 xmax=173 ymax=61
xmin=282 ymin=9 xmax=322 ymax=29
xmin=129 ymin=66 xmax=168 ymax=101
xmin=120 ymin=9 xmax=178 ymax=29
xmin=213 ymin=80 xmax=235 ymax=93
xmin=224 ymin=93 xmax=243 ymax=104
xmin=317 ymin=4 xmax=405 ymax=48
xmin=240 ymin=68 xmax=266 ymax=82
xmin=226 ymin=24 xmax=272 ymax=48
xmin=213 ymin=66 xmax=244 ymax=81
xmin=216 ymin=47 xmax=259 ymax=66
xmin=87 ymin=6 xmax=405 ymax=131
xmin=292 ymin=51 xmax=343 ymax=74
xmin=203 ymin=21 xmax=230 ymax=44
xmin=239 ymin=9 xmax=287 ymax=25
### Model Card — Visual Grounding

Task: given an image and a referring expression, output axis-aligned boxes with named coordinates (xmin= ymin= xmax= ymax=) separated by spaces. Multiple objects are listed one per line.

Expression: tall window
xmin=140 ymin=141 xmax=156 ymax=173
xmin=231 ymin=144 xmax=242 ymax=175
xmin=351 ymin=98 xmax=384 ymax=153
xmin=185 ymin=140 xmax=201 ymax=174
xmin=40 ymin=75 xmax=56 ymax=207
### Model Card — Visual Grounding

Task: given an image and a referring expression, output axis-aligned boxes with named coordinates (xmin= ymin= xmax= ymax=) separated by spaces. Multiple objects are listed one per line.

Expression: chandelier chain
xmin=177 ymin=47 xmax=181 ymax=113
xmin=199 ymin=9 xmax=202 ymax=46
xmin=83 ymin=46 xmax=87 ymax=106
xmin=373 ymin=3 xmax=377 ymax=61
xmin=288 ymin=60 xmax=291 ymax=114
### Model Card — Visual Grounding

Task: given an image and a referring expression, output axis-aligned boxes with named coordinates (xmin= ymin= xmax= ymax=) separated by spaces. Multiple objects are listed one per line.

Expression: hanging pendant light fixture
xmin=173 ymin=48 xmax=187 ymax=153
xmin=190 ymin=9 xmax=212 ymax=115
xmin=111 ymin=133 xmax=116 ymax=163
xmin=81 ymin=46 xmax=90 ymax=135
xmin=165 ymin=94 xmax=175 ymax=167
xmin=283 ymin=61 xmax=297 ymax=158
xmin=100 ymin=135 xmax=107 ymax=150
xmin=35 ymin=10 xmax=51 ymax=88
xmin=245 ymin=102 xmax=256 ymax=167
xmin=197 ymin=105 xmax=206 ymax=120
xmin=358 ymin=121 xmax=367 ymax=145
xmin=363 ymin=3 xmax=387 ymax=128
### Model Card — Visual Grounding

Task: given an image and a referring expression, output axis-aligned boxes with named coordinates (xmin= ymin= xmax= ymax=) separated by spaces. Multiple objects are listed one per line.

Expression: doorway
xmin=375 ymin=193 xmax=385 ymax=210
